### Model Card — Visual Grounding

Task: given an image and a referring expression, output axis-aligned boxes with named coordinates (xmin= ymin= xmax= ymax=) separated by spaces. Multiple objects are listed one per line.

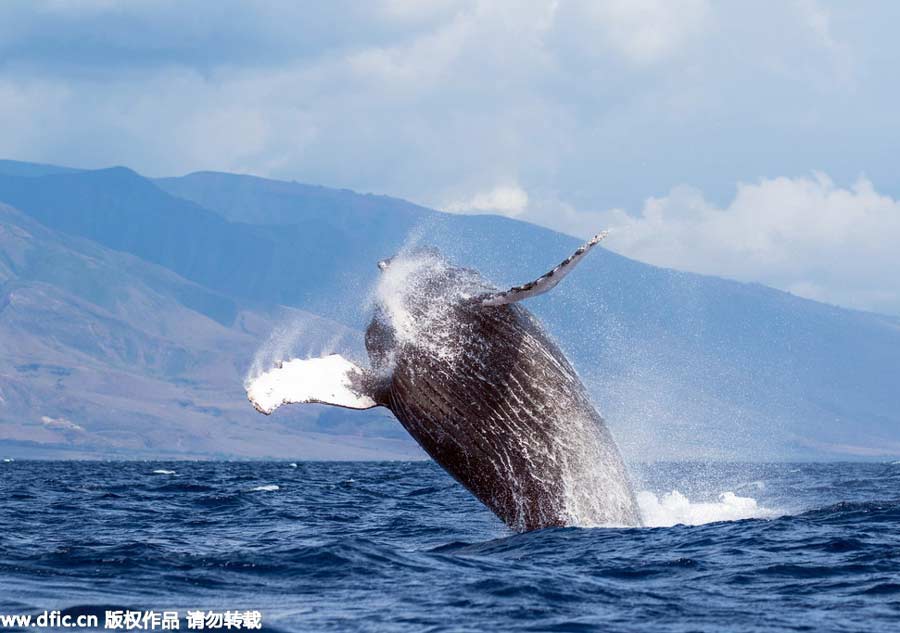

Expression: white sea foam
xmin=637 ymin=489 xmax=779 ymax=527
xmin=289 ymin=463 xmax=298 ymax=468
xmin=2 ymin=458 xmax=13 ymax=463
xmin=249 ymin=484 xmax=280 ymax=492
xmin=152 ymin=469 xmax=176 ymax=475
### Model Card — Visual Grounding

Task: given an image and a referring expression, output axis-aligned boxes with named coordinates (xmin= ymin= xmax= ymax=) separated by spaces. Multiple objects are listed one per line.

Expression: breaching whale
xmin=246 ymin=233 xmax=641 ymax=531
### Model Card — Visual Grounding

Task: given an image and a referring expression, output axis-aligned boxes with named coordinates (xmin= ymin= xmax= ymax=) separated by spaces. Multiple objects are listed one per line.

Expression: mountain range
xmin=0 ymin=159 xmax=897 ymax=460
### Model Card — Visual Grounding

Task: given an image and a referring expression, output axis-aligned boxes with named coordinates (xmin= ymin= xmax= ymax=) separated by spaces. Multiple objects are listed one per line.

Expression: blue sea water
xmin=1 ymin=461 xmax=899 ymax=632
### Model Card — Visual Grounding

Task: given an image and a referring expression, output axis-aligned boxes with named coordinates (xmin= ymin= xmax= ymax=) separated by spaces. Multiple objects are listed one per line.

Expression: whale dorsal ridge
xmin=481 ymin=230 xmax=608 ymax=306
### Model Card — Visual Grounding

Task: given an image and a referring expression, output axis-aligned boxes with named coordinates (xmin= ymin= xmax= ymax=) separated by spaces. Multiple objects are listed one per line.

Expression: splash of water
xmin=244 ymin=314 xmax=352 ymax=389
xmin=637 ymin=489 xmax=779 ymax=527
xmin=371 ymin=249 xmax=493 ymax=368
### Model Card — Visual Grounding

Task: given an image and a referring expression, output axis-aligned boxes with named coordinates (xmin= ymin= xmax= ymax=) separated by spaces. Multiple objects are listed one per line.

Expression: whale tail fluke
xmin=246 ymin=354 xmax=380 ymax=415
xmin=481 ymin=230 xmax=609 ymax=306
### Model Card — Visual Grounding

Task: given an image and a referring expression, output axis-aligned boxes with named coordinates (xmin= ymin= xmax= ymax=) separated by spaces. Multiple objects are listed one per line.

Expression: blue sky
xmin=1 ymin=1 xmax=898 ymax=315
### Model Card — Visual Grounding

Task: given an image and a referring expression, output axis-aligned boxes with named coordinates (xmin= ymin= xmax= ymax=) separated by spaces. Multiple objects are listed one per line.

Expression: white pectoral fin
xmin=481 ymin=230 xmax=608 ymax=306
xmin=246 ymin=354 xmax=378 ymax=415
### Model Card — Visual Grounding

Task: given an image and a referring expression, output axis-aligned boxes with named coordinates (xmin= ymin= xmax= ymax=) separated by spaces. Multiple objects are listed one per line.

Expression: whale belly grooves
xmin=383 ymin=302 xmax=640 ymax=531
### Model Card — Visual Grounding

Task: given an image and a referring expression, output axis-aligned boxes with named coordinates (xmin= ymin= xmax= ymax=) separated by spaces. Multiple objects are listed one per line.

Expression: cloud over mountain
xmin=600 ymin=174 xmax=900 ymax=315
xmin=0 ymin=1 xmax=897 ymax=314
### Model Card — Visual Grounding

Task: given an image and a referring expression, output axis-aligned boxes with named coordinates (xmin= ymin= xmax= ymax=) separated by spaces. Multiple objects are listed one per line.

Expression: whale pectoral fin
xmin=481 ymin=230 xmax=609 ymax=306
xmin=246 ymin=354 xmax=379 ymax=415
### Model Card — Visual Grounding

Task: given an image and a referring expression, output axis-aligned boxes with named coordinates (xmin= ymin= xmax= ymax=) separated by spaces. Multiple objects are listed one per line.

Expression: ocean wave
xmin=248 ymin=484 xmax=280 ymax=492
xmin=796 ymin=499 xmax=900 ymax=523
xmin=2 ymin=462 xmax=900 ymax=632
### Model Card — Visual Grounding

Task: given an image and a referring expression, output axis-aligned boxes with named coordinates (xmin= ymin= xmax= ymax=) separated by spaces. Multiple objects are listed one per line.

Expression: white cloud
xmin=444 ymin=184 xmax=529 ymax=216
xmin=0 ymin=0 xmax=866 ymax=199
xmin=555 ymin=0 xmax=710 ymax=65
xmin=1 ymin=1 xmax=897 ymax=315
xmin=41 ymin=415 xmax=85 ymax=432
xmin=599 ymin=174 xmax=900 ymax=315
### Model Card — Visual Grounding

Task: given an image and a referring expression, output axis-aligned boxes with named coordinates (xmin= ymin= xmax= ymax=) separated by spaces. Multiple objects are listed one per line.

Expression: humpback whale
xmin=247 ymin=233 xmax=641 ymax=531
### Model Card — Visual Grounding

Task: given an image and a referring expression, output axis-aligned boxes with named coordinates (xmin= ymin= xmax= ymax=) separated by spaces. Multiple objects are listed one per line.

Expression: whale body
xmin=247 ymin=233 xmax=641 ymax=531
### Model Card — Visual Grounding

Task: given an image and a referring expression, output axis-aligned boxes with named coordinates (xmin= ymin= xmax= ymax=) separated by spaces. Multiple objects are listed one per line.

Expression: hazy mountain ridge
xmin=153 ymin=171 xmax=900 ymax=459
xmin=155 ymin=170 xmax=436 ymax=227
xmin=0 ymin=201 xmax=418 ymax=459
xmin=0 ymin=160 xmax=898 ymax=460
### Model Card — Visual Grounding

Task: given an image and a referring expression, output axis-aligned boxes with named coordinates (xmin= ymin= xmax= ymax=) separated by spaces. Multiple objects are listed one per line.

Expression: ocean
xmin=1 ymin=460 xmax=898 ymax=632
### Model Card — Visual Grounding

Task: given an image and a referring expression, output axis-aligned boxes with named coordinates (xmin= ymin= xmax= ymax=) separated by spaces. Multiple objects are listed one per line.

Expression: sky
xmin=1 ymin=1 xmax=898 ymax=315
